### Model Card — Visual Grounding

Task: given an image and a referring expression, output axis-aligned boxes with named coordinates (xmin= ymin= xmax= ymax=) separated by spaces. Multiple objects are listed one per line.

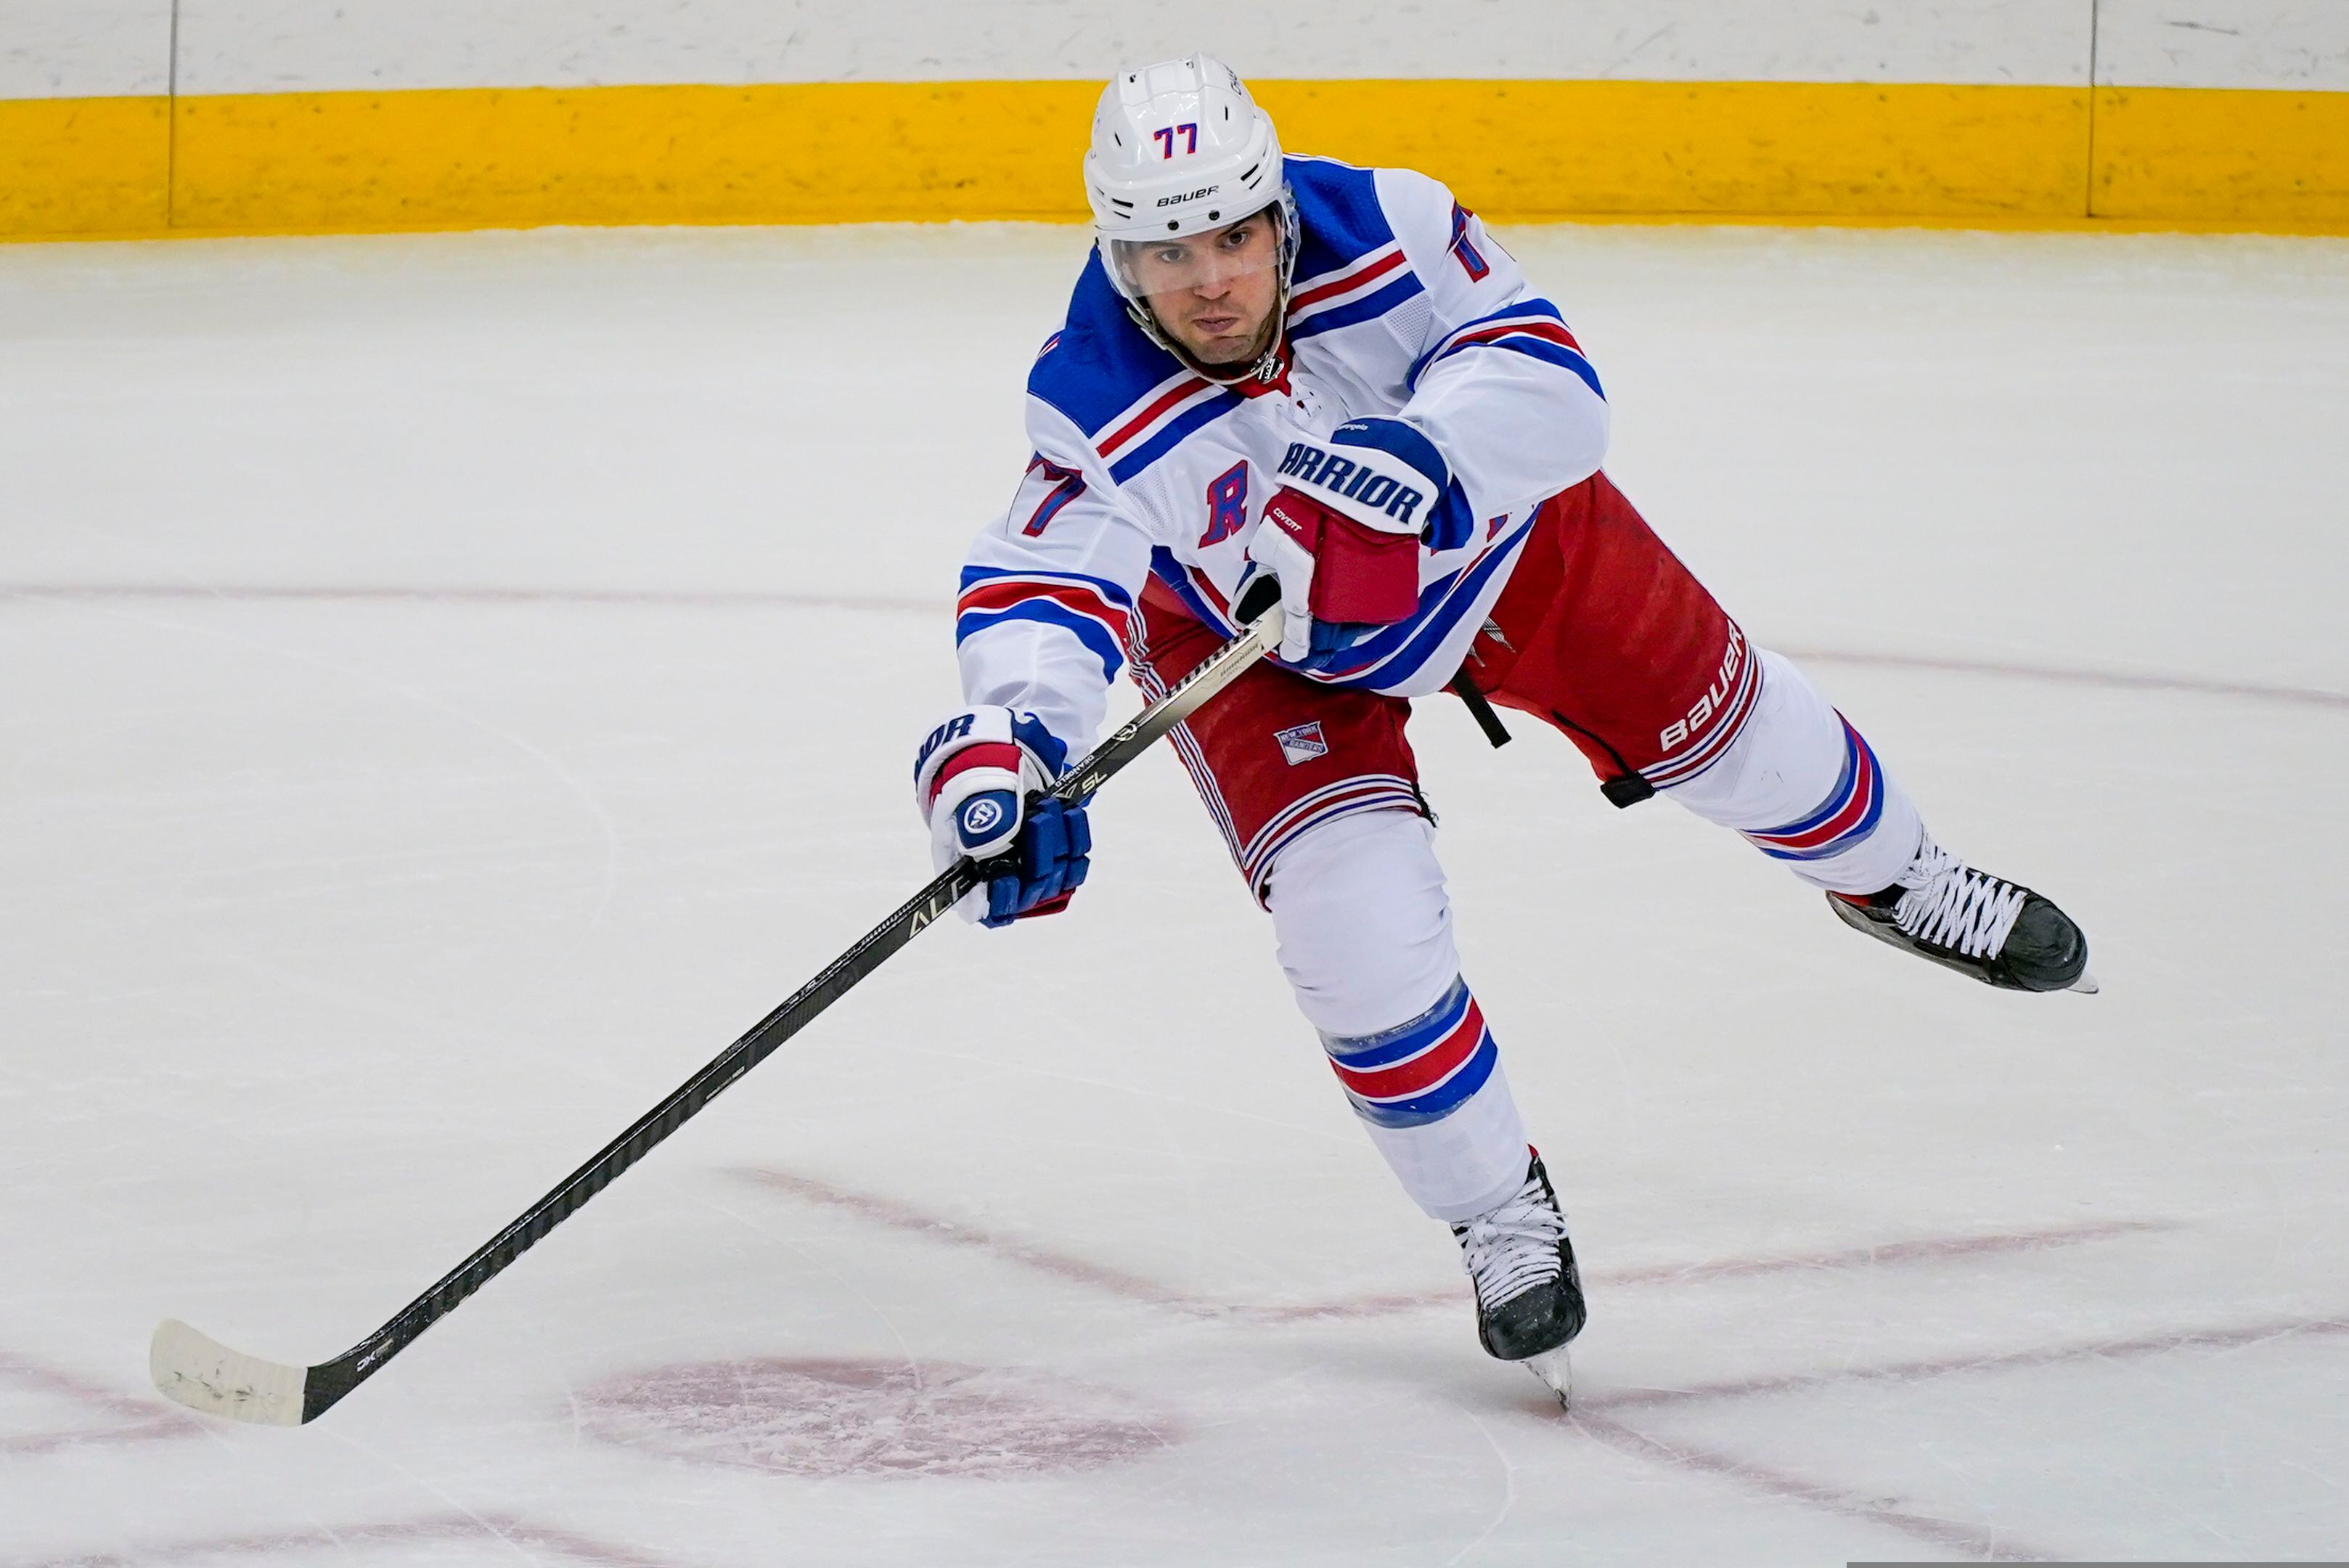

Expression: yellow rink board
xmin=1 ymin=78 xmax=2344 ymax=241
xmin=0 ymin=95 xmax=169 ymax=235
xmin=2095 ymin=86 xmax=2349 ymax=222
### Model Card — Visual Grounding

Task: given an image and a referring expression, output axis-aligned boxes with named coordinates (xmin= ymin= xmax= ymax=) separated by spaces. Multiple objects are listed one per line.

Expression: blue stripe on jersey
xmin=1285 ymin=155 xmax=1396 ymax=279
xmin=1405 ymin=299 xmax=1569 ymax=386
xmin=1288 ymin=271 xmax=1428 ymax=341
xmin=1148 ymin=547 xmax=1234 ymax=634
xmin=955 ymin=599 xmax=1125 ymax=683
xmin=1477 ymin=335 xmax=1606 ymax=401
xmin=1364 ymin=526 xmax=1529 ymax=679
xmin=1405 ymin=298 xmax=1604 ymax=401
xmin=1108 ymin=389 xmax=1246 ymax=486
xmin=1325 ymin=979 xmax=1473 ymax=1071
xmin=958 ymin=563 xmax=1135 ymax=610
xmin=1309 ymin=517 xmax=1534 ymax=686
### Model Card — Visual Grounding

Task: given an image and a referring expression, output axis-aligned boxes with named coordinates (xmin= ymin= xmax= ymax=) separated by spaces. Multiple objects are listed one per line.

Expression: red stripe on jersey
xmin=956 ymin=579 xmax=1132 ymax=638
xmin=1185 ymin=564 xmax=1232 ymax=615
xmin=1442 ymin=318 xmax=1583 ymax=356
xmin=1097 ymin=377 xmax=1212 ymax=458
xmin=1288 ymin=246 xmax=1408 ymax=313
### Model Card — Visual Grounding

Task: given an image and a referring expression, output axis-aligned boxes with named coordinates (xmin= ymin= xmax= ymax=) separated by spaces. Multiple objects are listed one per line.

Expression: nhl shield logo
xmin=1275 ymin=722 xmax=1329 ymax=767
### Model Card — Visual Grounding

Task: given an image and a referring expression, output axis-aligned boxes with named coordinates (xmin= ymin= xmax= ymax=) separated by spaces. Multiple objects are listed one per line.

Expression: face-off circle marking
xmin=579 ymin=1358 xmax=1172 ymax=1479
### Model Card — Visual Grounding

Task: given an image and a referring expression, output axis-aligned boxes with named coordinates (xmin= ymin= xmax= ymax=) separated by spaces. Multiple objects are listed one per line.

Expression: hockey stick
xmin=151 ymin=583 xmax=1286 ymax=1426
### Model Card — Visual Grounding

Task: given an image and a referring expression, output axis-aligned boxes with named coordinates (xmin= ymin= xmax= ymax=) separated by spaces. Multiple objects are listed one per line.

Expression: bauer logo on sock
xmin=1275 ymin=722 xmax=1330 ymax=766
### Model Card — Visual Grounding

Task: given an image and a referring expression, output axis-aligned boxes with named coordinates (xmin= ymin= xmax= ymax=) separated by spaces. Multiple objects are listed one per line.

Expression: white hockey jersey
xmin=955 ymin=155 xmax=1611 ymax=752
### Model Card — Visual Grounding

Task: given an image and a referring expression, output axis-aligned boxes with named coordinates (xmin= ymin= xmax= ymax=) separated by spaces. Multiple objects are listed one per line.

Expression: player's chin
xmin=1185 ymin=330 xmax=1259 ymax=369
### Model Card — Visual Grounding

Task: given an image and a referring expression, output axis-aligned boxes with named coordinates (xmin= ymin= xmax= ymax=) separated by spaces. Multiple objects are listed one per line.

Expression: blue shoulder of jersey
xmin=1282 ymin=155 xmax=1426 ymax=340
xmin=1026 ymin=252 xmax=1187 ymax=440
xmin=1026 ymin=249 xmax=1248 ymax=485
xmin=1283 ymin=155 xmax=1395 ymax=277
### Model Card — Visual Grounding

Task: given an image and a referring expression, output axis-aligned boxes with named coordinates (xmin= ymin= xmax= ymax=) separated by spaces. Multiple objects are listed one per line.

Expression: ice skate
xmin=1452 ymin=1151 xmax=1584 ymax=1408
xmin=1829 ymin=838 xmax=2095 ymax=994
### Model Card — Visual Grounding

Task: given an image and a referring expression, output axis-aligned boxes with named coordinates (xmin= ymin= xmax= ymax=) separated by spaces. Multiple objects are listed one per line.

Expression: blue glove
xmin=913 ymin=706 xmax=1092 ymax=927
xmin=971 ymin=794 xmax=1090 ymax=927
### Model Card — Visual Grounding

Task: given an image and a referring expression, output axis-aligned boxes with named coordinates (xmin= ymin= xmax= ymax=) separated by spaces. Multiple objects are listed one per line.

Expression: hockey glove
xmin=1243 ymin=417 xmax=1456 ymax=671
xmin=912 ymin=706 xmax=1092 ymax=928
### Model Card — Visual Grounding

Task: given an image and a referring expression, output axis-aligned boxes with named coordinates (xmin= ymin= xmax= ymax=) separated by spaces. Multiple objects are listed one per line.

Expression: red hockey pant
xmin=1129 ymin=471 xmax=1926 ymax=1219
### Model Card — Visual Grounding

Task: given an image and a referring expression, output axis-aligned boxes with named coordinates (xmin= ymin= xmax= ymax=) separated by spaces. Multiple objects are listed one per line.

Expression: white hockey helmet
xmin=1083 ymin=54 xmax=1298 ymax=321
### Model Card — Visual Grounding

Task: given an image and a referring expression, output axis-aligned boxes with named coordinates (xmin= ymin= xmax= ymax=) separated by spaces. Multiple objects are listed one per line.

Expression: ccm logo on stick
xmin=1275 ymin=442 xmax=1426 ymax=527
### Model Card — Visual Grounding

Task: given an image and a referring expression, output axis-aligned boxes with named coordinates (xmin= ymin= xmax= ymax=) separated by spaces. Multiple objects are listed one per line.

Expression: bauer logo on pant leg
xmin=1656 ymin=623 xmax=1747 ymax=754
xmin=1275 ymin=722 xmax=1330 ymax=766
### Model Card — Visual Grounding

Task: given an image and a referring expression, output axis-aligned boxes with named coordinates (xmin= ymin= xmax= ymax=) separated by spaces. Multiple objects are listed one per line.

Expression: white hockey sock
xmin=1265 ymin=809 xmax=1532 ymax=1222
xmin=1664 ymin=650 xmax=1924 ymax=896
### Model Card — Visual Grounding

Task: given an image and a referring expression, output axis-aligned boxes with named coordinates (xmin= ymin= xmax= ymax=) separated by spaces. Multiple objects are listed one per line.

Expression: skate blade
xmin=2068 ymin=968 xmax=2101 ymax=995
xmin=1520 ymin=1347 xmax=1571 ymax=1411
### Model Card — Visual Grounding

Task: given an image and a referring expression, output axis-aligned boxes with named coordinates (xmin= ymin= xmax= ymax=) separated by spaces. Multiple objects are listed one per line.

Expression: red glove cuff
xmin=1262 ymin=489 xmax=1421 ymax=624
xmin=925 ymin=740 xmax=1024 ymax=810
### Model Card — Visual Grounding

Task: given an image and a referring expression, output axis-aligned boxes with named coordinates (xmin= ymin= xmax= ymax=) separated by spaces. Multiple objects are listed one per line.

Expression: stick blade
xmin=150 ymin=1318 xmax=310 ymax=1425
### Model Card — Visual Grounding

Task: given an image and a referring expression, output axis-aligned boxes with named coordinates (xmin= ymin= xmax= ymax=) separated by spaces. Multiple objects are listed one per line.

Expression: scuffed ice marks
xmin=579 ymin=1357 xmax=1174 ymax=1479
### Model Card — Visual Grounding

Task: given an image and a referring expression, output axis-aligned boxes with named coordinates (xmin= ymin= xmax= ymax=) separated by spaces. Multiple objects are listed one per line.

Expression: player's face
xmin=1126 ymin=214 xmax=1282 ymax=369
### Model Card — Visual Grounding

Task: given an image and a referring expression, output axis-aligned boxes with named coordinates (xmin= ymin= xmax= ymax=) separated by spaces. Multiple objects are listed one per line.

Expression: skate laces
xmin=1894 ymin=844 xmax=2027 ymax=959
xmin=1453 ymin=1177 xmax=1567 ymax=1309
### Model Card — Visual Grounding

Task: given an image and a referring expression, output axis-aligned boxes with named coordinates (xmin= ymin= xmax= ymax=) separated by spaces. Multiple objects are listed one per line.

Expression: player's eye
xmin=1222 ymin=225 xmax=1252 ymax=248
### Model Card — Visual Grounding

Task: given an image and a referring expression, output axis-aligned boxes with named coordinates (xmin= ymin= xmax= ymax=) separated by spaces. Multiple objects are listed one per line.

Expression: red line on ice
xmin=1583 ymin=1310 xmax=2349 ymax=1415
xmin=736 ymin=1167 xmax=1203 ymax=1313
xmin=1570 ymin=1410 xmax=2067 ymax=1563
xmin=0 ymin=1350 xmax=203 ymax=1457
xmin=7 ymin=584 xmax=2341 ymax=711
xmin=735 ymin=1169 xmax=2169 ymax=1323
xmin=10 ymin=1512 xmax=688 ymax=1568
xmin=1559 ymin=1311 xmax=2349 ymax=1564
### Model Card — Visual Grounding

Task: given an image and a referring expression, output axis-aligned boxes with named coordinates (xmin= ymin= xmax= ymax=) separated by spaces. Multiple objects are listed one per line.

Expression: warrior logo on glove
xmin=1273 ymin=438 xmax=1429 ymax=528
xmin=957 ymin=795 xmax=1007 ymax=838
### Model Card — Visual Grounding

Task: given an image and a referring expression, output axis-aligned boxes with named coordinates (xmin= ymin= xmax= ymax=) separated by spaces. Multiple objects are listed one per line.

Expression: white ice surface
xmin=1 ymin=220 xmax=2345 ymax=1566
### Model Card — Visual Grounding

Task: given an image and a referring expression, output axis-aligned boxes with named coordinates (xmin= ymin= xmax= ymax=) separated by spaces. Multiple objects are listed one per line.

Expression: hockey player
xmin=910 ymin=56 xmax=2092 ymax=1403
